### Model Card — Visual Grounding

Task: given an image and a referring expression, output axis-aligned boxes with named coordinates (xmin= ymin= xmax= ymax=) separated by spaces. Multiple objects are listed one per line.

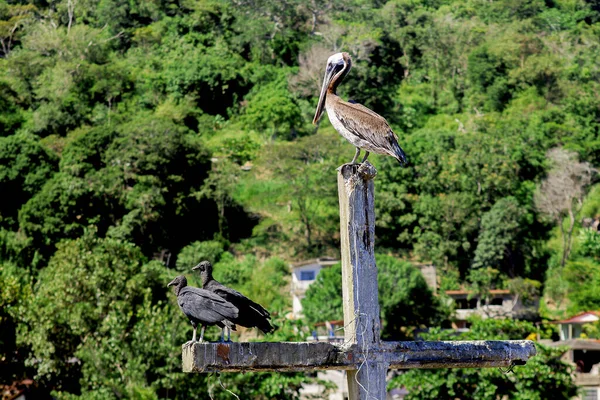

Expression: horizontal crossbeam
xmin=182 ymin=340 xmax=536 ymax=373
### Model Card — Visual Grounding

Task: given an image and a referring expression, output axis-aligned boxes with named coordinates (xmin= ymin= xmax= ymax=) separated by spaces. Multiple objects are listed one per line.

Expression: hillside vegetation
xmin=1 ymin=0 xmax=600 ymax=398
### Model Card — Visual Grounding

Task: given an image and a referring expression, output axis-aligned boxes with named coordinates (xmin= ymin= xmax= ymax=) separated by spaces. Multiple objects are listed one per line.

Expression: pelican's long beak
xmin=312 ymin=67 xmax=334 ymax=125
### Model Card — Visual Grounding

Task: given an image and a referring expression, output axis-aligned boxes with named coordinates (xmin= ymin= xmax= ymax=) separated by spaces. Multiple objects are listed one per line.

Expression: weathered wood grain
xmin=182 ymin=340 xmax=536 ymax=373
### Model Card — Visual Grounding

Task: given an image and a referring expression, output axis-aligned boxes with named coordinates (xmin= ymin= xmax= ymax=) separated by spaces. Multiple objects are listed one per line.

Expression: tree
xmin=535 ymin=148 xmax=596 ymax=266
xmin=563 ymin=259 xmax=600 ymax=314
xmin=242 ymin=130 xmax=343 ymax=255
xmin=194 ymin=159 xmax=240 ymax=240
xmin=0 ymin=260 xmax=32 ymax=385
xmin=472 ymin=197 xmax=526 ymax=276
xmin=0 ymin=2 xmax=36 ymax=57
xmin=18 ymin=172 xmax=111 ymax=253
xmin=0 ymin=133 xmax=58 ymax=229
xmin=19 ymin=232 xmax=173 ymax=395
xmin=302 ymin=254 xmax=448 ymax=339
xmin=242 ymin=73 xmax=305 ymax=139
xmin=176 ymin=240 xmax=225 ymax=271
xmin=289 ymin=43 xmax=331 ymax=97
xmin=301 ymin=261 xmax=343 ymax=324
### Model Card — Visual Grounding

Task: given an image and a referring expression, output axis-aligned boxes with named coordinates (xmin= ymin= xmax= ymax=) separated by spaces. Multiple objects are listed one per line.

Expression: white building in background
xmin=542 ymin=311 xmax=600 ymax=400
xmin=290 ymin=257 xmax=339 ymax=319
xmin=445 ymin=289 xmax=539 ymax=331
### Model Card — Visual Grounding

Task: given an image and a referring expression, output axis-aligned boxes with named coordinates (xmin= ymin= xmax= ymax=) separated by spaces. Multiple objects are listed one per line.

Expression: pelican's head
xmin=312 ymin=52 xmax=352 ymax=125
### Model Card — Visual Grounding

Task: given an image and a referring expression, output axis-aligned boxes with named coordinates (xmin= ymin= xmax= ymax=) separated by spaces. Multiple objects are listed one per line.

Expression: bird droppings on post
xmin=180 ymin=162 xmax=537 ymax=400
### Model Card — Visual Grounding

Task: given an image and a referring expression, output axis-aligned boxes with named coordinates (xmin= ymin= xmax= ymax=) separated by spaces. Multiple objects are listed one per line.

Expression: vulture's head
xmin=167 ymin=275 xmax=187 ymax=288
xmin=192 ymin=260 xmax=213 ymax=276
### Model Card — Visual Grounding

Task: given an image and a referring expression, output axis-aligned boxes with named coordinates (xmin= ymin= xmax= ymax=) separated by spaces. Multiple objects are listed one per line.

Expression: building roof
xmin=543 ymin=339 xmax=600 ymax=350
xmin=553 ymin=311 xmax=600 ymax=325
xmin=313 ymin=319 xmax=344 ymax=327
xmin=290 ymin=257 xmax=339 ymax=269
xmin=445 ymin=289 xmax=511 ymax=296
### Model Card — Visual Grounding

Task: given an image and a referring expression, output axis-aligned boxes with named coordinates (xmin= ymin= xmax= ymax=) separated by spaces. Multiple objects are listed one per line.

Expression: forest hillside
xmin=1 ymin=0 xmax=600 ymax=398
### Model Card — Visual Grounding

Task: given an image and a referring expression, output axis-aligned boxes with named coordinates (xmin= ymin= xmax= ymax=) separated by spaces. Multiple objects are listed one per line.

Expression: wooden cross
xmin=182 ymin=162 xmax=536 ymax=400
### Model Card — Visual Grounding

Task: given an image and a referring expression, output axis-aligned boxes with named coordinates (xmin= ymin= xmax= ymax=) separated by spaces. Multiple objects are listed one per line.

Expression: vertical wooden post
xmin=337 ymin=161 xmax=387 ymax=400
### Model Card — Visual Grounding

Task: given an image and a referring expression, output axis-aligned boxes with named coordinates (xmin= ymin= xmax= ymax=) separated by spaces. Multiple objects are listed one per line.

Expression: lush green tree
xmin=176 ymin=240 xmax=225 ymax=271
xmin=472 ymin=197 xmax=527 ymax=276
xmin=241 ymin=72 xmax=305 ymax=139
xmin=19 ymin=232 xmax=171 ymax=394
xmin=301 ymin=261 xmax=343 ymax=324
xmin=0 ymin=133 xmax=58 ymax=228
xmin=302 ymin=254 xmax=448 ymax=339
xmin=0 ymin=260 xmax=32 ymax=385
xmin=563 ymin=259 xmax=600 ymax=313
xmin=18 ymin=172 xmax=111 ymax=253
xmin=536 ymin=148 xmax=596 ymax=266
xmin=237 ymin=129 xmax=343 ymax=255
xmin=5 ymin=0 xmax=600 ymax=396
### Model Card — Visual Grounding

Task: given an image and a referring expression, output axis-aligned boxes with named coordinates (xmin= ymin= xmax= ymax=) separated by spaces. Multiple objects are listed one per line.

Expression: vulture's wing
xmin=212 ymin=283 xmax=271 ymax=318
xmin=179 ymin=287 xmax=238 ymax=324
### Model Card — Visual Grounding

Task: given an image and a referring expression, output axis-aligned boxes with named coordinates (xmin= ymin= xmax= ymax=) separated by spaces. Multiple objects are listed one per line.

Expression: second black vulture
xmin=192 ymin=261 xmax=275 ymax=341
xmin=167 ymin=275 xmax=238 ymax=346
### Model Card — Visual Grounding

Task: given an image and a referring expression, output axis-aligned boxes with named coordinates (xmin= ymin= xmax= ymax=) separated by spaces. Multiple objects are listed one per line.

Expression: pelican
xmin=312 ymin=52 xmax=408 ymax=166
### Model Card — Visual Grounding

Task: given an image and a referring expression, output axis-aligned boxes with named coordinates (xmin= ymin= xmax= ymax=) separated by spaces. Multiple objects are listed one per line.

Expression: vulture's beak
xmin=167 ymin=278 xmax=177 ymax=287
xmin=192 ymin=264 xmax=201 ymax=271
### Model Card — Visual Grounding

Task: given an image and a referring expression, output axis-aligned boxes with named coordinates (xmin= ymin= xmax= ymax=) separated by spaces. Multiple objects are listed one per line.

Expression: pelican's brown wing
xmin=333 ymin=100 xmax=407 ymax=165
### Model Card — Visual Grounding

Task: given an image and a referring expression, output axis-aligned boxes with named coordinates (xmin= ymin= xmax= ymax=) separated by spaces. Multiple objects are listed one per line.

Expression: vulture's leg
xmin=184 ymin=323 xmax=197 ymax=348
xmin=198 ymin=325 xmax=206 ymax=343
xmin=220 ymin=328 xmax=225 ymax=342
xmin=350 ymin=148 xmax=361 ymax=164
xmin=361 ymin=151 xmax=370 ymax=163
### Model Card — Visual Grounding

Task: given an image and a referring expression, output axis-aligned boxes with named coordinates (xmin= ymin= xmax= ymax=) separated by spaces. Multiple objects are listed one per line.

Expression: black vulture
xmin=167 ymin=275 xmax=238 ymax=346
xmin=192 ymin=261 xmax=274 ymax=341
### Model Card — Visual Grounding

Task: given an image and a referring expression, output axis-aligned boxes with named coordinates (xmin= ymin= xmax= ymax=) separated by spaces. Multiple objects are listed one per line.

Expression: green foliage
xmin=302 ymin=255 xmax=448 ymax=339
xmin=19 ymin=172 xmax=110 ymax=250
xmin=237 ymin=129 xmax=343 ymax=255
xmin=468 ymin=45 xmax=512 ymax=111
xmin=578 ymin=228 xmax=600 ymax=259
xmin=377 ymin=254 xmax=449 ymax=339
xmin=301 ymin=262 xmax=343 ymax=324
xmin=176 ymin=240 xmax=225 ymax=271
xmin=391 ymin=319 xmax=578 ymax=400
xmin=0 ymin=133 xmax=58 ymax=228
xmin=241 ymin=73 xmax=305 ymax=139
xmin=563 ymin=259 xmax=600 ymax=313
xmin=0 ymin=260 xmax=32 ymax=383
xmin=2 ymin=0 xmax=600 ymax=396
xmin=20 ymin=232 xmax=172 ymax=394
xmin=473 ymin=197 xmax=526 ymax=274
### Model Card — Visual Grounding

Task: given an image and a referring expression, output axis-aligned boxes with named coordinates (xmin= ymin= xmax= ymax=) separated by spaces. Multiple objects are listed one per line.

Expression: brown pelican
xmin=312 ymin=52 xmax=408 ymax=165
